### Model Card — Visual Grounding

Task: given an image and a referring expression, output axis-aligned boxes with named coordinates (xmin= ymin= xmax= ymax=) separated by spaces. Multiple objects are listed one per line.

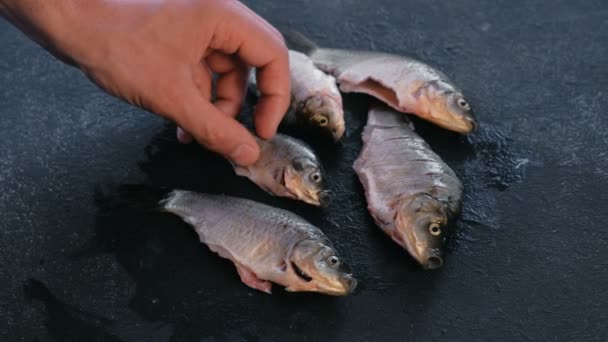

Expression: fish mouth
xmin=331 ymin=123 xmax=346 ymax=141
xmin=315 ymin=274 xmax=358 ymax=297
xmin=318 ymin=275 xmax=358 ymax=296
xmin=391 ymin=228 xmax=442 ymax=269
xmin=284 ymin=186 xmax=320 ymax=206
xmin=429 ymin=114 xmax=476 ymax=134
xmin=288 ymin=261 xmax=357 ymax=296
xmin=300 ymin=194 xmax=321 ymax=206
xmin=339 ymin=276 xmax=358 ymax=294
xmin=318 ymin=190 xmax=333 ymax=207
xmin=297 ymin=190 xmax=332 ymax=207
xmin=456 ymin=115 xmax=477 ymax=133
xmin=424 ymin=255 xmax=443 ymax=270
xmin=291 ymin=262 xmax=312 ymax=282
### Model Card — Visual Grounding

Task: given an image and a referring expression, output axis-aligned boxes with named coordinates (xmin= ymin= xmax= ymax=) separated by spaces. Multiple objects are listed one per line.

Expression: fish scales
xmin=355 ymin=117 xmax=461 ymax=204
xmin=163 ymin=191 xmax=321 ymax=270
xmin=161 ymin=190 xmax=356 ymax=295
xmin=354 ymin=107 xmax=462 ymax=269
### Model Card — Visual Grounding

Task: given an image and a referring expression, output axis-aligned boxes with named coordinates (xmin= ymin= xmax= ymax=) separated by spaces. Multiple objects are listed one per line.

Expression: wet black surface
xmin=1 ymin=0 xmax=607 ymax=341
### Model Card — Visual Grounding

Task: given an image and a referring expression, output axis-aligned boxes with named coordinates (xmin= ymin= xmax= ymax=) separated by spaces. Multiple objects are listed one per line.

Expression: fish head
xmin=285 ymin=239 xmax=357 ymax=296
xmin=393 ymin=194 xmax=450 ymax=269
xmin=284 ymin=157 xmax=333 ymax=207
xmin=298 ymin=94 xmax=345 ymax=141
xmin=418 ymin=80 xmax=476 ymax=134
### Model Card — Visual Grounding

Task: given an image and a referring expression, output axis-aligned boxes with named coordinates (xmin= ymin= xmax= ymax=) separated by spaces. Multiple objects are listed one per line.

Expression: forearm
xmin=0 ymin=1 xmax=73 ymax=50
xmin=0 ymin=1 xmax=168 ymax=67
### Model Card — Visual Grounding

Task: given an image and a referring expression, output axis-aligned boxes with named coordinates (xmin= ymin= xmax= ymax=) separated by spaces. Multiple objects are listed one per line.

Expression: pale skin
xmin=0 ymin=0 xmax=291 ymax=166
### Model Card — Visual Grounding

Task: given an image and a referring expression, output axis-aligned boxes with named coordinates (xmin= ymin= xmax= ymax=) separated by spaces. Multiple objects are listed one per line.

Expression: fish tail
xmin=282 ymin=29 xmax=318 ymax=55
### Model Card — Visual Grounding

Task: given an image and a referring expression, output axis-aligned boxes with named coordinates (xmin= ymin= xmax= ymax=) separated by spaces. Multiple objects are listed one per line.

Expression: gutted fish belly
xmin=161 ymin=190 xmax=356 ymax=295
xmin=285 ymin=31 xmax=476 ymax=134
xmin=233 ymin=133 xmax=332 ymax=207
xmin=353 ymin=107 xmax=463 ymax=269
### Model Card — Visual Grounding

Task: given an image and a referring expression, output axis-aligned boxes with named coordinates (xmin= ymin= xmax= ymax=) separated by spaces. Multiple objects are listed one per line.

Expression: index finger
xmin=211 ymin=3 xmax=291 ymax=139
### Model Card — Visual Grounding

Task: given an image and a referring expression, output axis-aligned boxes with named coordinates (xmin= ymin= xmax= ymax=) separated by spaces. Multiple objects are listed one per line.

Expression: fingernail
xmin=230 ymin=144 xmax=257 ymax=165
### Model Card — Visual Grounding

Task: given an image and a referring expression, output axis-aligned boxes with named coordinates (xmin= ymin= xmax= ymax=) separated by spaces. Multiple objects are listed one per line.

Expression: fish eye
xmin=456 ymin=98 xmax=470 ymax=110
xmin=428 ymin=223 xmax=442 ymax=236
xmin=327 ymin=256 xmax=340 ymax=266
xmin=310 ymin=172 xmax=322 ymax=183
xmin=313 ymin=114 xmax=329 ymax=127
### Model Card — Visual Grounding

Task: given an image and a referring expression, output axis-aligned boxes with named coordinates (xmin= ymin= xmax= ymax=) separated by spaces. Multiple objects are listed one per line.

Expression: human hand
xmin=0 ymin=0 xmax=290 ymax=165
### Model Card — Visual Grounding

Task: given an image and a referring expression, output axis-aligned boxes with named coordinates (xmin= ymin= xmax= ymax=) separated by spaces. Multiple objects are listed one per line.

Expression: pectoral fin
xmin=235 ymin=264 xmax=272 ymax=294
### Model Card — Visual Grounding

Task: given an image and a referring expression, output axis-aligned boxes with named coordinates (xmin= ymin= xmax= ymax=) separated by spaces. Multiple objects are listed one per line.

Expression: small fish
xmin=234 ymin=133 xmax=332 ymax=207
xmin=287 ymin=50 xmax=345 ymax=140
xmin=353 ymin=107 xmax=463 ymax=269
xmin=249 ymin=50 xmax=345 ymax=140
xmin=161 ymin=190 xmax=357 ymax=295
xmin=286 ymin=31 xmax=477 ymax=134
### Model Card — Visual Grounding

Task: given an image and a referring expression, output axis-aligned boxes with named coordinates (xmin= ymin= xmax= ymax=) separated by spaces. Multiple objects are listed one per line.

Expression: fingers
xmin=177 ymin=64 xmax=212 ymax=144
xmin=210 ymin=4 xmax=290 ymax=139
xmin=206 ymin=52 xmax=249 ymax=118
xmin=192 ymin=63 xmax=213 ymax=101
xmin=253 ymin=68 xmax=290 ymax=139
xmin=175 ymin=85 xmax=260 ymax=166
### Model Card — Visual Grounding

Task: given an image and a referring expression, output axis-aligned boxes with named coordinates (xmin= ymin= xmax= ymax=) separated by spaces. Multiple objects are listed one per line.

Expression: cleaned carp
xmin=353 ymin=107 xmax=463 ymax=269
xmin=249 ymin=50 xmax=345 ymax=140
xmin=161 ymin=190 xmax=357 ymax=295
xmin=233 ymin=133 xmax=332 ymax=207
xmin=287 ymin=32 xmax=476 ymax=134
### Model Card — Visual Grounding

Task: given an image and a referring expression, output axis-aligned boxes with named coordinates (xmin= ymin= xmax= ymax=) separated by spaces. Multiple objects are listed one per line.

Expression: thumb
xmin=175 ymin=86 xmax=260 ymax=166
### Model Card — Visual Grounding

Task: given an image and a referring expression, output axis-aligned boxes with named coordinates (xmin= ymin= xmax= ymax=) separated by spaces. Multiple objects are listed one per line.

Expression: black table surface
xmin=1 ymin=0 xmax=607 ymax=341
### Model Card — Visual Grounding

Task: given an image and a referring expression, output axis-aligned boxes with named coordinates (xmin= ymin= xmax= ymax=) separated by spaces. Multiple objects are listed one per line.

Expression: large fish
xmin=286 ymin=32 xmax=477 ymax=134
xmin=353 ymin=107 xmax=463 ymax=269
xmin=161 ymin=190 xmax=357 ymax=295
xmin=249 ymin=50 xmax=345 ymax=141
xmin=233 ymin=133 xmax=332 ymax=207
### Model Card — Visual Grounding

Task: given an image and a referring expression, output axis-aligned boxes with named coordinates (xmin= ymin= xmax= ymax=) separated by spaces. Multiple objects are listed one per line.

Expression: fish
xmin=233 ymin=133 xmax=332 ymax=207
xmin=286 ymin=31 xmax=477 ymax=134
xmin=249 ymin=50 xmax=345 ymax=141
xmin=353 ymin=107 xmax=463 ymax=269
xmin=286 ymin=50 xmax=345 ymax=140
xmin=161 ymin=190 xmax=357 ymax=295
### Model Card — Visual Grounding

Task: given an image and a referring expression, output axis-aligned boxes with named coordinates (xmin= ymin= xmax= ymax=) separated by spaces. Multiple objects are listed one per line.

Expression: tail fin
xmin=282 ymin=29 xmax=319 ymax=56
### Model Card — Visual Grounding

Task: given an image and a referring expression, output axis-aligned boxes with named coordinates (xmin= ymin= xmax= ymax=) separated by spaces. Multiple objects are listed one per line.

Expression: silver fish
xmin=353 ymin=107 xmax=463 ymax=269
xmin=287 ymin=32 xmax=476 ymax=134
xmin=234 ymin=133 xmax=332 ymax=207
xmin=249 ymin=50 xmax=345 ymax=140
xmin=287 ymin=50 xmax=345 ymax=140
xmin=161 ymin=190 xmax=357 ymax=295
